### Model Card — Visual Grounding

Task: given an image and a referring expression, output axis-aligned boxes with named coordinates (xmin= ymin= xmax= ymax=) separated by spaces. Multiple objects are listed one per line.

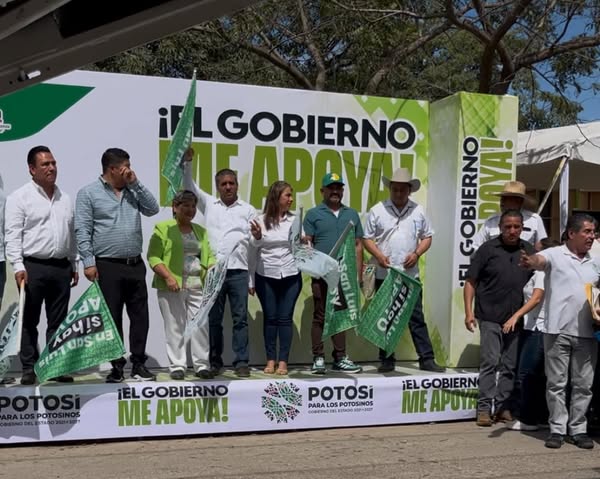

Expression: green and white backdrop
xmin=0 ymin=70 xmax=518 ymax=370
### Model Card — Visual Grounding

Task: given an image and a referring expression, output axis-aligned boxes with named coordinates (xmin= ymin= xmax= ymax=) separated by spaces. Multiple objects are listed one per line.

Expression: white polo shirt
xmin=522 ymin=271 xmax=546 ymax=332
xmin=183 ymin=163 xmax=257 ymax=270
xmin=539 ymin=245 xmax=600 ymax=338
xmin=472 ymin=209 xmax=547 ymax=252
xmin=363 ymin=199 xmax=433 ymax=279
xmin=249 ymin=213 xmax=298 ymax=280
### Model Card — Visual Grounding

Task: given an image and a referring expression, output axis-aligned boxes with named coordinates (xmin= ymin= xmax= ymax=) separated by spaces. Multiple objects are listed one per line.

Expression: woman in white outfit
xmin=250 ymin=181 xmax=302 ymax=376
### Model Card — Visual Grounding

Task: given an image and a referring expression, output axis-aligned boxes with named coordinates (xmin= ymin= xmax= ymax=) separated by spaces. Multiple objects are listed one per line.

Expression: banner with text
xmin=34 ymin=282 xmax=126 ymax=382
xmin=357 ymin=268 xmax=421 ymax=356
xmin=0 ymin=374 xmax=478 ymax=444
xmin=323 ymin=227 xmax=360 ymax=338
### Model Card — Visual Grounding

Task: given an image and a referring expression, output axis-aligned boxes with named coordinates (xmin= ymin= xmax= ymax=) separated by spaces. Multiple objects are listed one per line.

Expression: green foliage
xmin=88 ymin=0 xmax=600 ymax=128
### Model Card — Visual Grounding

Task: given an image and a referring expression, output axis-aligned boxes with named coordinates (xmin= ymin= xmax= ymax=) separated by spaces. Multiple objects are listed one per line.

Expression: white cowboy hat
xmin=382 ymin=168 xmax=421 ymax=193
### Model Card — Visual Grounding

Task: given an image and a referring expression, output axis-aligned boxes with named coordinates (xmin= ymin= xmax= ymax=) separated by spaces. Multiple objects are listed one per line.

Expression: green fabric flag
xmin=34 ymin=282 xmax=125 ymax=383
xmin=357 ymin=267 xmax=422 ymax=356
xmin=161 ymin=70 xmax=197 ymax=202
xmin=323 ymin=227 xmax=360 ymax=339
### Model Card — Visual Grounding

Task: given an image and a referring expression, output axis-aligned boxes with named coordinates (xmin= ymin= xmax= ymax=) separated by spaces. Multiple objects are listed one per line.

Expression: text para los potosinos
xmin=118 ymin=385 xmax=229 ymax=427
xmin=0 ymin=394 xmax=81 ymax=427
xmin=307 ymin=385 xmax=374 ymax=415
xmin=456 ymin=136 xmax=514 ymax=286
xmin=402 ymin=376 xmax=479 ymax=414
xmin=158 ymin=106 xmax=424 ymax=211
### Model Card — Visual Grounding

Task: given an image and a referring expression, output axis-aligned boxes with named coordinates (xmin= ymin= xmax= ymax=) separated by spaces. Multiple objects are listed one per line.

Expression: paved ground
xmin=1 ymin=420 xmax=599 ymax=479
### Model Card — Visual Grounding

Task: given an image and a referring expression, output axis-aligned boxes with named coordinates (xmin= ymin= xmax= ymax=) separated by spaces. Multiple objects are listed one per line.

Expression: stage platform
xmin=0 ymin=362 xmax=479 ymax=444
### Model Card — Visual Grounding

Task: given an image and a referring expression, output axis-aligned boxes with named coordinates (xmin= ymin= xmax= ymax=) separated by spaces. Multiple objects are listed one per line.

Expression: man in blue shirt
xmin=303 ymin=173 xmax=362 ymax=374
xmin=76 ymin=148 xmax=159 ymax=383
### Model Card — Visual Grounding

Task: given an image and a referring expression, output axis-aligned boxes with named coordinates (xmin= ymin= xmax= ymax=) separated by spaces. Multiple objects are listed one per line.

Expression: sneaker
xmin=234 ymin=366 xmax=251 ymax=378
xmin=545 ymin=433 xmax=565 ymax=449
xmin=567 ymin=434 xmax=594 ymax=449
xmin=131 ymin=364 xmax=156 ymax=381
xmin=507 ymin=419 xmax=539 ymax=431
xmin=494 ymin=410 xmax=513 ymax=423
xmin=419 ymin=359 xmax=446 ymax=373
xmin=20 ymin=371 xmax=37 ymax=385
xmin=332 ymin=356 xmax=362 ymax=373
xmin=170 ymin=370 xmax=185 ymax=380
xmin=195 ymin=369 xmax=214 ymax=379
xmin=377 ymin=360 xmax=396 ymax=373
xmin=106 ymin=366 xmax=124 ymax=383
xmin=311 ymin=356 xmax=326 ymax=375
xmin=476 ymin=411 xmax=493 ymax=427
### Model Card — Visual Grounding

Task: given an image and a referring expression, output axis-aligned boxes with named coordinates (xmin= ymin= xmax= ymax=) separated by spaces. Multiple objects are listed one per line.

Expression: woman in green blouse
xmin=147 ymin=190 xmax=216 ymax=380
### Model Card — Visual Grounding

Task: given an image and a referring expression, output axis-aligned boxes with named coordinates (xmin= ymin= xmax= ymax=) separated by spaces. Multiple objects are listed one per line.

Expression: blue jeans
xmin=0 ymin=261 xmax=5 ymax=310
xmin=255 ymin=273 xmax=302 ymax=363
xmin=209 ymin=269 xmax=249 ymax=368
xmin=518 ymin=329 xmax=547 ymax=425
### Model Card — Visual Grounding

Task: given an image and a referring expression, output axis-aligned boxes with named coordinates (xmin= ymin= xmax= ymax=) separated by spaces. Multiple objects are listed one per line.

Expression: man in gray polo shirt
xmin=521 ymin=213 xmax=600 ymax=450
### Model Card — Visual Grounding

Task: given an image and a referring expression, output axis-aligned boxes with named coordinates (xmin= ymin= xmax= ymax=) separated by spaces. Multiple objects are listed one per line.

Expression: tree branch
xmin=516 ymin=34 xmax=600 ymax=69
xmin=297 ymin=0 xmax=327 ymax=90
xmin=365 ymin=20 xmax=452 ymax=94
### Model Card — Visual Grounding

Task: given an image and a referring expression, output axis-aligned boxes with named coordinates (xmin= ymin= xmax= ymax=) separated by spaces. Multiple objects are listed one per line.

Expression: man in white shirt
xmin=472 ymin=181 xmax=547 ymax=252
xmin=5 ymin=146 xmax=78 ymax=385
xmin=363 ymin=168 xmax=444 ymax=373
xmin=521 ymin=213 xmax=600 ymax=450
xmin=183 ymin=150 xmax=257 ymax=377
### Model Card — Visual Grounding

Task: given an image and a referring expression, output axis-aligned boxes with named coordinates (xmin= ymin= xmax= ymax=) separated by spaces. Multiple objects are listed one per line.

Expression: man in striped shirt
xmin=75 ymin=148 xmax=159 ymax=383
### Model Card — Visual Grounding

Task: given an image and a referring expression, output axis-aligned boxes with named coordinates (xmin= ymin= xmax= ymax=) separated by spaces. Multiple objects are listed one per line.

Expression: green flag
xmin=161 ymin=70 xmax=197 ymax=202
xmin=34 ymin=282 xmax=125 ymax=383
xmin=357 ymin=267 xmax=422 ymax=356
xmin=323 ymin=226 xmax=360 ymax=339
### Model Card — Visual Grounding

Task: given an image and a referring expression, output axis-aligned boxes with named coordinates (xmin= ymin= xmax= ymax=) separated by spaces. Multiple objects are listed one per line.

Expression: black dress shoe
xmin=195 ymin=369 xmax=214 ymax=379
xmin=0 ymin=377 xmax=16 ymax=385
xmin=419 ymin=360 xmax=446 ymax=373
xmin=49 ymin=375 xmax=74 ymax=383
xmin=377 ymin=361 xmax=396 ymax=373
xmin=21 ymin=371 xmax=37 ymax=385
xmin=170 ymin=370 xmax=185 ymax=380
xmin=234 ymin=366 xmax=251 ymax=378
xmin=210 ymin=365 xmax=224 ymax=376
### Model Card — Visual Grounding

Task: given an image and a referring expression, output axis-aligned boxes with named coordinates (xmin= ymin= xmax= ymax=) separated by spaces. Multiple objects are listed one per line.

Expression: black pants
xmin=375 ymin=278 xmax=435 ymax=363
xmin=21 ymin=257 xmax=72 ymax=371
xmin=96 ymin=259 xmax=149 ymax=366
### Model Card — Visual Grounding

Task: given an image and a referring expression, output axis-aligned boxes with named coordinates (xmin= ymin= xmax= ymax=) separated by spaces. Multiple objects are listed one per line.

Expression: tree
xmin=90 ymin=0 xmax=600 ymax=128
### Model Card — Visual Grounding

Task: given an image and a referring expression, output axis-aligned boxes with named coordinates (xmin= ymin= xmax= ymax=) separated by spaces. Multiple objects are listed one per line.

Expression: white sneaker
xmin=507 ymin=419 xmax=539 ymax=431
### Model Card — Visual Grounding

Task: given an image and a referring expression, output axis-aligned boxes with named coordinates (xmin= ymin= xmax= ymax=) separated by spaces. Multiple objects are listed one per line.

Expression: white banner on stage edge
xmin=0 ymin=373 xmax=478 ymax=444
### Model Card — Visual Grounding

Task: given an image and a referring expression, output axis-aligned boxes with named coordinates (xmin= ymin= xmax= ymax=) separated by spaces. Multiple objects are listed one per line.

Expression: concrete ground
xmin=0 ymin=420 xmax=599 ymax=479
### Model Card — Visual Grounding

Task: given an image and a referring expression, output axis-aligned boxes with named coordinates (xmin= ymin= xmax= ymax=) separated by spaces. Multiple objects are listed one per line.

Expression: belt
xmin=24 ymin=257 xmax=70 ymax=267
xmin=96 ymin=255 xmax=143 ymax=266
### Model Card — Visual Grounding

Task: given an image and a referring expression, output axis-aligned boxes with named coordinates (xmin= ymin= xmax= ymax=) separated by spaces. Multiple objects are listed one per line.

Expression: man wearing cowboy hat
xmin=363 ymin=167 xmax=445 ymax=373
xmin=472 ymin=181 xmax=547 ymax=252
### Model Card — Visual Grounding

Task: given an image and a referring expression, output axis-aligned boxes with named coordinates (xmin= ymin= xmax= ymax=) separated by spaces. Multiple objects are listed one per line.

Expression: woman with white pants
xmin=147 ymin=190 xmax=216 ymax=380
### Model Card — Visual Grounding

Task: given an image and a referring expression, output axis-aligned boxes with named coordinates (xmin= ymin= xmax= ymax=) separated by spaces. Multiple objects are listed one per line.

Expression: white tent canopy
xmin=517 ymin=121 xmax=600 ymax=191
xmin=517 ymin=121 xmax=600 ymax=233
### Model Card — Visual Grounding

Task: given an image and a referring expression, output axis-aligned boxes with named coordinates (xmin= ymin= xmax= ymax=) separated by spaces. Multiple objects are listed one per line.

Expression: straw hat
xmin=496 ymin=180 xmax=538 ymax=210
xmin=495 ymin=181 xmax=527 ymax=199
xmin=382 ymin=168 xmax=421 ymax=193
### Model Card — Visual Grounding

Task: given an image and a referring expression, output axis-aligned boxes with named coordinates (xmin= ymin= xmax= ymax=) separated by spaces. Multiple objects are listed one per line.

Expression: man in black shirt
xmin=463 ymin=209 xmax=534 ymax=427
